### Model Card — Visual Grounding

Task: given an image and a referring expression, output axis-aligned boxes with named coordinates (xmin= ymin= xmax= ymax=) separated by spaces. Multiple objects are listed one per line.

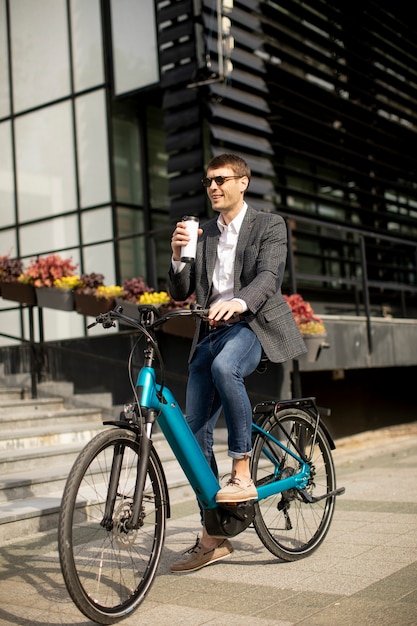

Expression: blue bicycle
xmin=58 ymin=305 xmax=345 ymax=624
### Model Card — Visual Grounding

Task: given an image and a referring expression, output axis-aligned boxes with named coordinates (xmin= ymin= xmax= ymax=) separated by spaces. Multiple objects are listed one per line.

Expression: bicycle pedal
xmin=218 ymin=502 xmax=255 ymax=521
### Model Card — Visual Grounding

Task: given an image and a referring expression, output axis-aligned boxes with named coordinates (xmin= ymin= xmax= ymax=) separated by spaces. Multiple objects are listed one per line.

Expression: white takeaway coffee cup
xmin=181 ymin=215 xmax=199 ymax=262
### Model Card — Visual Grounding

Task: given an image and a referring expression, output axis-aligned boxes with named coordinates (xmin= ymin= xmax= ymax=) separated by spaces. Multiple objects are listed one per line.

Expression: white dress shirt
xmin=172 ymin=203 xmax=248 ymax=312
xmin=209 ymin=203 xmax=248 ymax=311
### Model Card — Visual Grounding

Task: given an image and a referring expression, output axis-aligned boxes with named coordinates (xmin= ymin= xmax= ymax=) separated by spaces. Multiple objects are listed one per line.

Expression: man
xmin=168 ymin=153 xmax=306 ymax=572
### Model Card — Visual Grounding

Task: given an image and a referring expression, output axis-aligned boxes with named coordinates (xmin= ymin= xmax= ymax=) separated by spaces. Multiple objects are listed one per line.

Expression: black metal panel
xmin=166 ymin=127 xmax=202 ymax=152
xmin=209 ymin=83 xmax=270 ymax=113
xmin=157 ymin=0 xmax=193 ymax=23
xmin=157 ymin=20 xmax=194 ymax=46
xmin=170 ymin=193 xmax=208 ymax=218
xmin=164 ymin=106 xmax=200 ymax=132
xmin=167 ymin=149 xmax=204 ymax=174
xmin=210 ymin=125 xmax=274 ymax=154
xmin=208 ymin=102 xmax=272 ymax=133
xmin=160 ymin=64 xmax=196 ymax=89
xmin=168 ymin=171 xmax=203 ymax=196
xmin=162 ymin=88 xmax=198 ymax=109
xmin=156 ymin=0 xmax=276 ymax=219
xmin=159 ymin=41 xmax=196 ymax=67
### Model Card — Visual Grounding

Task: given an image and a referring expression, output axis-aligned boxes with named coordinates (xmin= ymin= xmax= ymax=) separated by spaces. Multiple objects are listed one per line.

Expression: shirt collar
xmin=217 ymin=202 xmax=248 ymax=234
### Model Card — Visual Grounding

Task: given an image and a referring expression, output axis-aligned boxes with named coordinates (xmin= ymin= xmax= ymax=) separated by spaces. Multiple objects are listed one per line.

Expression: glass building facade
xmin=0 ymin=0 xmax=171 ymax=344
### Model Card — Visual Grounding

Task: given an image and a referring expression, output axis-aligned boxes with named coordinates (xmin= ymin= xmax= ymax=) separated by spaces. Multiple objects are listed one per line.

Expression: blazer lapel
xmin=204 ymin=222 xmax=220 ymax=298
xmin=234 ymin=207 xmax=256 ymax=284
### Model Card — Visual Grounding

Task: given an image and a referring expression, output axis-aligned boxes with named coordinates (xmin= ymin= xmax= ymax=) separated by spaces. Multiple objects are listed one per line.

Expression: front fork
xmin=100 ymin=409 xmax=156 ymax=531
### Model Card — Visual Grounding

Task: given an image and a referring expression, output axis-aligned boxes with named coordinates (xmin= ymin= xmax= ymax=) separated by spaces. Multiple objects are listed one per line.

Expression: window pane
xmin=0 ymin=0 xmax=10 ymax=117
xmin=81 ymin=207 xmax=113 ymax=245
xmin=0 ymin=228 xmax=17 ymax=259
xmin=116 ymin=207 xmax=145 ymax=280
xmin=82 ymin=242 xmax=116 ymax=285
xmin=0 ymin=122 xmax=15 ymax=227
xmin=40 ymin=307 xmax=85 ymax=343
xmin=10 ymin=0 xmax=70 ymax=112
xmin=19 ymin=217 xmax=80 ymax=258
xmin=70 ymin=0 xmax=104 ymax=92
xmin=152 ymin=212 xmax=172 ymax=288
xmin=75 ymin=90 xmax=110 ymax=207
xmin=147 ymin=107 xmax=169 ymax=209
xmin=110 ymin=0 xmax=159 ymax=95
xmin=15 ymin=102 xmax=76 ymax=220
xmin=112 ymin=108 xmax=142 ymax=205
xmin=0 ymin=311 xmax=26 ymax=347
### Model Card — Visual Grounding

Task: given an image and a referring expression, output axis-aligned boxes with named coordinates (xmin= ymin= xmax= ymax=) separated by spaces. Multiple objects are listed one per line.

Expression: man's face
xmin=205 ymin=167 xmax=248 ymax=214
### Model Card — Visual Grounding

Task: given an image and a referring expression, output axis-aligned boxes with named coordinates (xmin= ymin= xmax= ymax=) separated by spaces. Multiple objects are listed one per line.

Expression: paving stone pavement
xmin=0 ymin=421 xmax=416 ymax=626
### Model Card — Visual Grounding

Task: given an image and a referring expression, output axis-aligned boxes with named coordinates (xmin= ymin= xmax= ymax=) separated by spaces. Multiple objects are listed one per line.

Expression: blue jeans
xmin=186 ymin=322 xmax=262 ymax=480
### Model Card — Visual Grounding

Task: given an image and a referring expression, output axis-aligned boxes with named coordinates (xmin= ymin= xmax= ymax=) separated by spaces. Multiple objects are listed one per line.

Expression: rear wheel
xmin=251 ymin=408 xmax=336 ymax=561
xmin=58 ymin=428 xmax=167 ymax=624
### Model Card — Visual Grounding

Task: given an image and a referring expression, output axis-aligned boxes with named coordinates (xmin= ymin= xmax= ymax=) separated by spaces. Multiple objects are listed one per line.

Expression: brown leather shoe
xmin=170 ymin=537 xmax=233 ymax=573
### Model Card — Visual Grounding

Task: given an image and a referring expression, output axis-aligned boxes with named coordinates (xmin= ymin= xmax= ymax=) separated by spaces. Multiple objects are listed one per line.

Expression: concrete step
xmin=0 ymin=396 xmax=66 ymax=415
xmin=0 ymin=419 xmax=104 ymax=452
xmin=0 ymin=375 xmax=109 ymax=544
xmin=0 ymin=387 xmax=30 ymax=401
xmin=0 ymin=461 xmax=77 ymax=503
xmin=0 ymin=440 xmax=91 ymax=474
xmin=0 ymin=406 xmax=103 ymax=431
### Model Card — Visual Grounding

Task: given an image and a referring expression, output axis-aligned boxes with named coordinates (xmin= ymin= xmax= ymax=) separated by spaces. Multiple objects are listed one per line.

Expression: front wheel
xmin=58 ymin=428 xmax=168 ymax=625
xmin=251 ymin=408 xmax=337 ymax=561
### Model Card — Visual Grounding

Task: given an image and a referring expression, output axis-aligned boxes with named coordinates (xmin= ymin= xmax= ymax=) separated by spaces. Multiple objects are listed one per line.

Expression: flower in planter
xmin=121 ymin=276 xmax=152 ymax=302
xmin=163 ymin=293 xmax=197 ymax=310
xmin=96 ymin=284 xmax=125 ymax=299
xmin=20 ymin=254 xmax=78 ymax=288
xmin=120 ymin=276 xmax=170 ymax=306
xmin=138 ymin=290 xmax=170 ymax=306
xmin=75 ymin=272 xmax=106 ymax=296
xmin=75 ymin=273 xmax=124 ymax=300
xmin=284 ymin=294 xmax=326 ymax=335
xmin=0 ymin=255 xmax=24 ymax=283
xmin=54 ymin=275 xmax=82 ymax=290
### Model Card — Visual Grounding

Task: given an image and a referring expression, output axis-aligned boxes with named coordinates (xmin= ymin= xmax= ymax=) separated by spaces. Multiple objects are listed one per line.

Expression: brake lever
xmin=87 ymin=312 xmax=116 ymax=330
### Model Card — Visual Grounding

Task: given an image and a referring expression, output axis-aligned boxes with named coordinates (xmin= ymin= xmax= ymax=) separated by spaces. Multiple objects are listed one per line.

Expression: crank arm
xmin=299 ymin=486 xmax=345 ymax=503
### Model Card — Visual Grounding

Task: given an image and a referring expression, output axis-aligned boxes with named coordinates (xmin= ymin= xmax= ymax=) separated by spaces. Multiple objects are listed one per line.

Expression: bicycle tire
xmin=251 ymin=407 xmax=336 ymax=561
xmin=58 ymin=428 xmax=168 ymax=625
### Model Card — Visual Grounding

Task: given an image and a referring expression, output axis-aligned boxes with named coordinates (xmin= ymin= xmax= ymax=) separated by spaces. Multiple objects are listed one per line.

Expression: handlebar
xmin=87 ymin=303 xmax=211 ymax=332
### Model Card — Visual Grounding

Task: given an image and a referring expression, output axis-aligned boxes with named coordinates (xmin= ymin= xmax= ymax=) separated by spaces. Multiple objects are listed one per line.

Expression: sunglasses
xmin=201 ymin=175 xmax=242 ymax=187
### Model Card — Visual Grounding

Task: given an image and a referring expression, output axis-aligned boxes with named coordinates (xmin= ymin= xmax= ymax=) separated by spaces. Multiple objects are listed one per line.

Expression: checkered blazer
xmin=168 ymin=206 xmax=307 ymax=363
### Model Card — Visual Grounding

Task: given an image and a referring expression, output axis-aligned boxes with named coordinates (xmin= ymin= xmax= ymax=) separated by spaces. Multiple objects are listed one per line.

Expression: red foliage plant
xmin=283 ymin=294 xmax=326 ymax=335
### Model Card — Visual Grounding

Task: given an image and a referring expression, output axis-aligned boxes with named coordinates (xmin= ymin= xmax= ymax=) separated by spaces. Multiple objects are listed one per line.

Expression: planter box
xmin=36 ymin=287 xmax=75 ymax=311
xmin=300 ymin=334 xmax=328 ymax=362
xmin=159 ymin=306 xmax=196 ymax=339
xmin=115 ymin=298 xmax=141 ymax=319
xmin=1 ymin=281 xmax=37 ymax=305
xmin=75 ymin=293 xmax=115 ymax=317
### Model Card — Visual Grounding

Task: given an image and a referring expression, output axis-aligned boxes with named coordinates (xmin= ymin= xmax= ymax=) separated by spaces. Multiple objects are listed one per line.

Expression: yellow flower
xmin=299 ymin=321 xmax=326 ymax=335
xmin=96 ymin=285 xmax=125 ymax=299
xmin=54 ymin=275 xmax=81 ymax=290
xmin=139 ymin=291 xmax=170 ymax=305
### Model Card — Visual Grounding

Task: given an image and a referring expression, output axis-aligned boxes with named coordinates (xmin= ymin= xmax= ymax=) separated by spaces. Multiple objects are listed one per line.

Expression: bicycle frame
xmin=137 ymin=366 xmax=312 ymax=511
